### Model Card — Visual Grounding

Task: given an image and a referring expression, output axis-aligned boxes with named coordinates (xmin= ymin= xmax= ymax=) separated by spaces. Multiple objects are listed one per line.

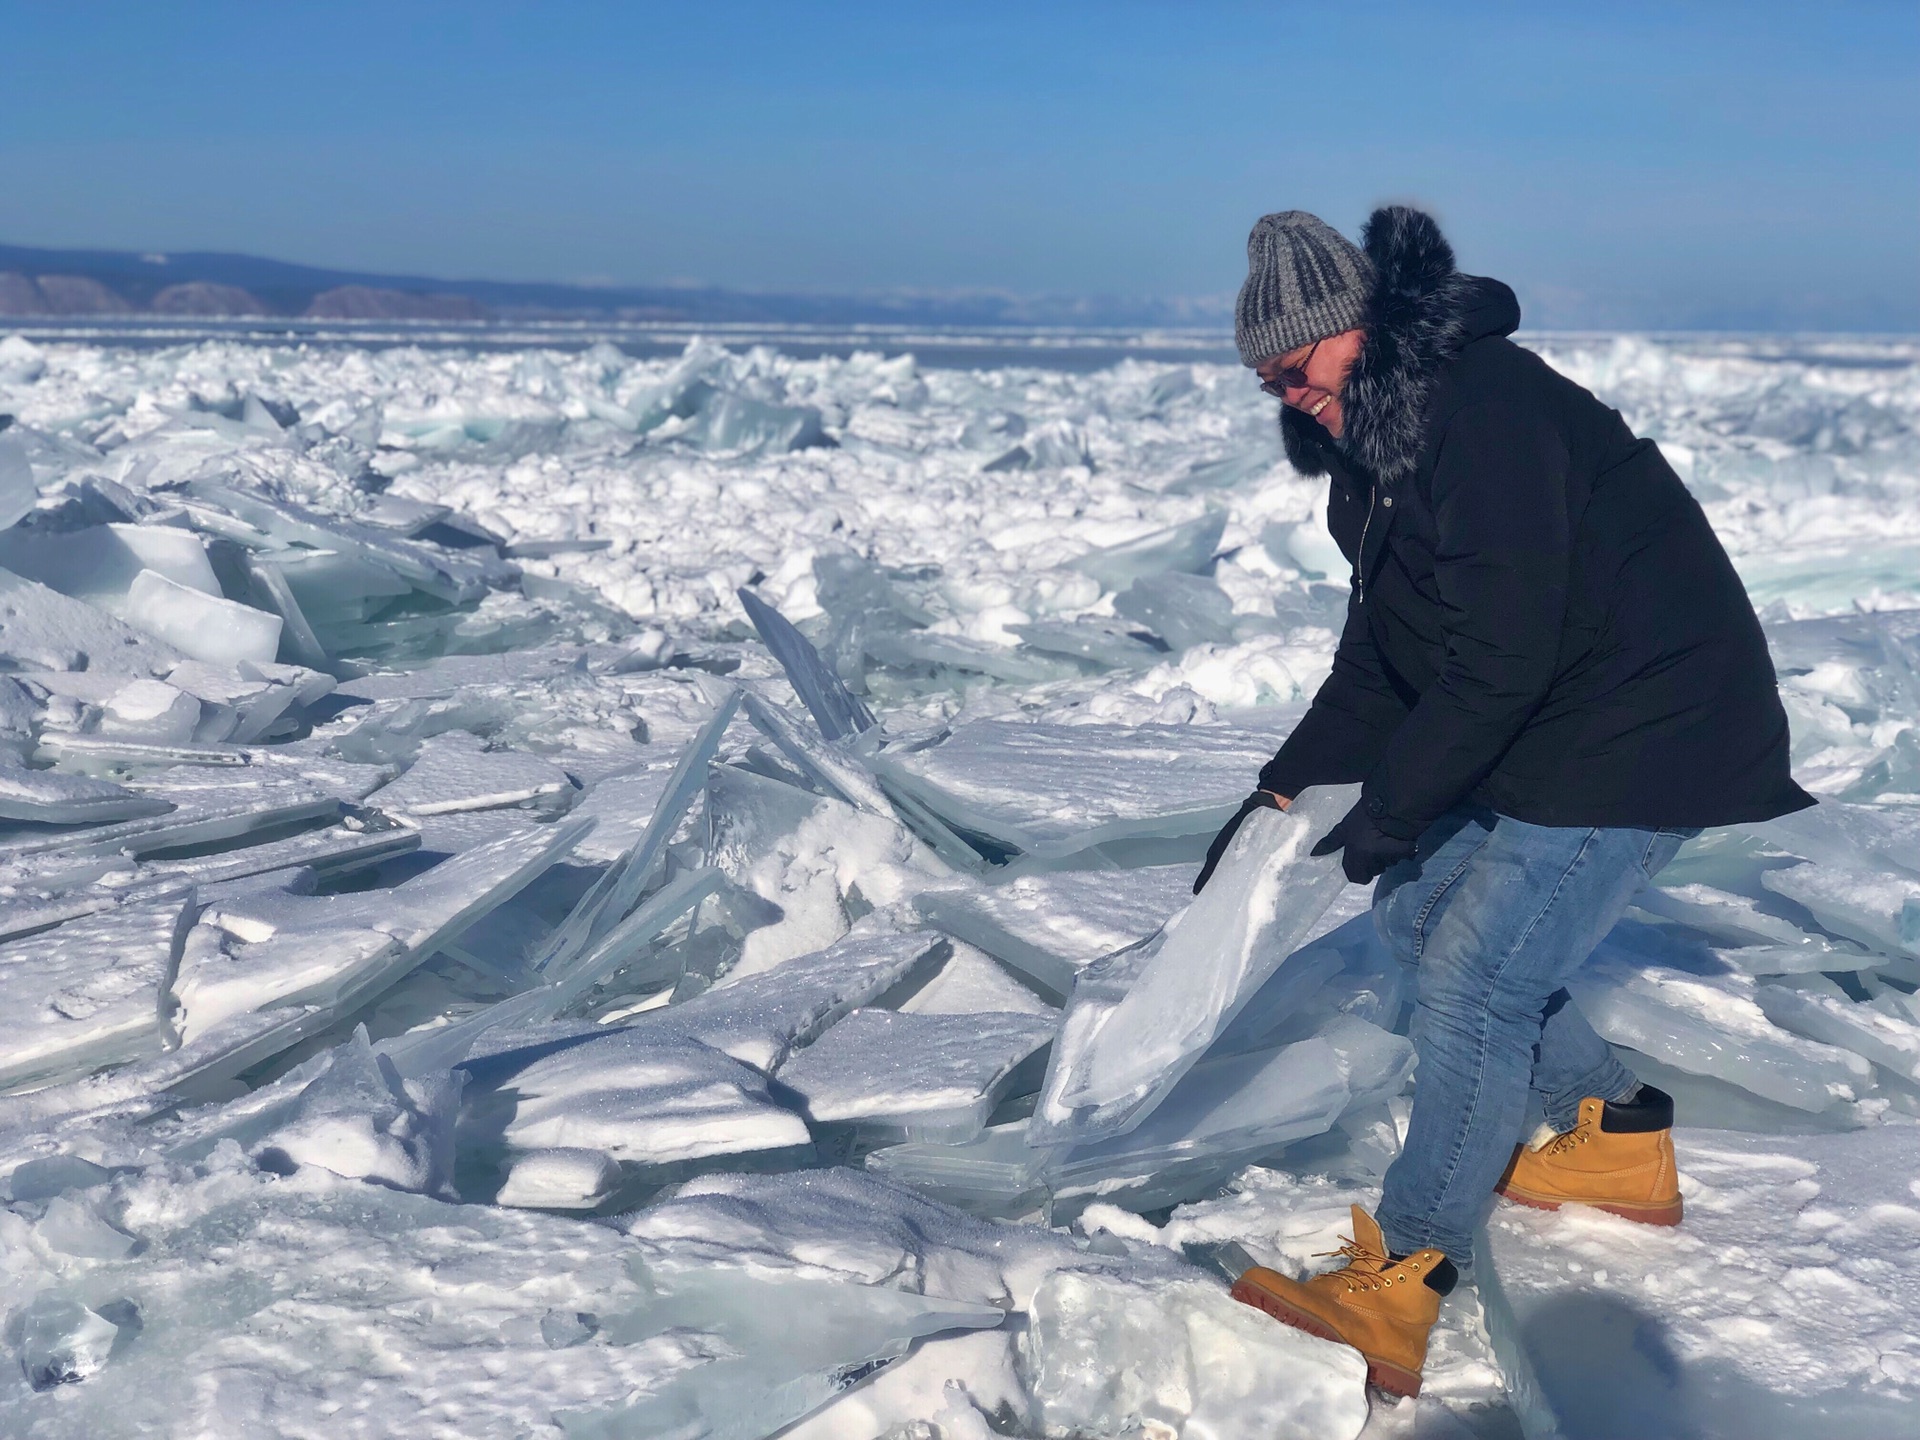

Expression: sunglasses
xmin=1258 ymin=338 xmax=1321 ymax=397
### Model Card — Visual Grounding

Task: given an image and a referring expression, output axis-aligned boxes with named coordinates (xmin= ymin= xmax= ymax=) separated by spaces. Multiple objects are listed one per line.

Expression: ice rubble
xmin=0 ymin=327 xmax=1915 ymax=1436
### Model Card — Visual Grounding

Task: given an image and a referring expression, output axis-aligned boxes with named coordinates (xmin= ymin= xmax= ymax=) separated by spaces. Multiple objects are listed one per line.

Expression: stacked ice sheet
xmin=0 ymin=328 xmax=1917 ymax=1438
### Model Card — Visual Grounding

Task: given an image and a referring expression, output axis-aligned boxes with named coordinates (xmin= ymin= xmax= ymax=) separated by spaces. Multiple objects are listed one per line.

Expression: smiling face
xmin=1256 ymin=328 xmax=1365 ymax=438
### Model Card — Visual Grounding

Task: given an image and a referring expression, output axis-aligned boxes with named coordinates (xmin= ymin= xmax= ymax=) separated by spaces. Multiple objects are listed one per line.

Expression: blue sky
xmin=1 ymin=2 xmax=1914 ymax=328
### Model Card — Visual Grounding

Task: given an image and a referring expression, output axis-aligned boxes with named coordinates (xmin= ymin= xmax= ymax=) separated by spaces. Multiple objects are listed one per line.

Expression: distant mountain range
xmin=0 ymin=242 xmax=1230 ymax=329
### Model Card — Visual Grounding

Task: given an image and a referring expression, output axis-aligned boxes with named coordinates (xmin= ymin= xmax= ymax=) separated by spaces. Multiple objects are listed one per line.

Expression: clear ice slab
xmin=1755 ymin=976 xmax=1920 ymax=1083
xmin=173 ymin=818 xmax=590 ymax=1068
xmin=1031 ymin=785 xmax=1355 ymax=1147
xmin=0 ymin=893 xmax=193 ymax=1092
xmin=0 ymin=522 xmax=220 ymax=618
xmin=911 ymin=864 xmax=1194 ymax=1000
xmin=1568 ymin=923 xmax=1871 ymax=1113
xmin=1070 ymin=511 xmax=1227 ymax=591
xmin=874 ymin=713 xmax=1301 ymax=862
xmin=125 ymin=569 xmax=283 ymax=668
xmin=364 ymin=730 xmax=575 ymax=822
xmin=566 ymin=1266 xmax=1005 ymax=1440
xmin=869 ymin=1017 xmax=1414 ymax=1222
xmin=0 ymin=750 xmax=388 ymax=867
xmin=458 ymin=1024 xmax=809 ymax=1175
xmin=1043 ymin=1016 xmax=1415 ymax=1210
xmin=775 ymin=1007 xmax=1054 ymax=1144
xmin=1111 ymin=571 xmax=1239 ymax=650
xmin=637 ymin=930 xmax=951 ymax=1071
xmin=0 ymin=765 xmax=172 ymax=825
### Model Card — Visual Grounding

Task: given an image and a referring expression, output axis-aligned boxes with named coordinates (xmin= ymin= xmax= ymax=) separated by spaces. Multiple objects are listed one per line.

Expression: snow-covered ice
xmin=1480 ymin=1126 xmax=1920 ymax=1438
xmin=0 ymin=324 xmax=1916 ymax=1436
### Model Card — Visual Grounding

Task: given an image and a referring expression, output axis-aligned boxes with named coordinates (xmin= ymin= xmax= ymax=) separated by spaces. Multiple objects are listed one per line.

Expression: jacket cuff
xmin=1257 ymin=755 xmax=1316 ymax=801
xmin=1360 ymin=781 xmax=1425 ymax=842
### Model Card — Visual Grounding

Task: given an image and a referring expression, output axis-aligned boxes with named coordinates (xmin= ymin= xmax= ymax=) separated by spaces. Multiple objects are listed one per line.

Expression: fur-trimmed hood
xmin=1280 ymin=207 xmax=1519 ymax=486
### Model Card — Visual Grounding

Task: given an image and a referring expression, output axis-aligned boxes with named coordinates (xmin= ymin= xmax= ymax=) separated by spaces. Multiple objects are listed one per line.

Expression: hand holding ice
xmin=1031 ymin=783 xmax=1355 ymax=1146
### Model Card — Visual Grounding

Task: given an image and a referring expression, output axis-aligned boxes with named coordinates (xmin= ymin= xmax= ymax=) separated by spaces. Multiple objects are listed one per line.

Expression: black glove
xmin=1311 ymin=794 xmax=1419 ymax=885
xmin=1193 ymin=790 xmax=1286 ymax=894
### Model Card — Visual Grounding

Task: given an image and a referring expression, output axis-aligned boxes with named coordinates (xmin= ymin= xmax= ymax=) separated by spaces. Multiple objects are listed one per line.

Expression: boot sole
xmin=1229 ymin=1276 xmax=1424 ymax=1398
xmin=1494 ymin=1182 xmax=1683 ymax=1226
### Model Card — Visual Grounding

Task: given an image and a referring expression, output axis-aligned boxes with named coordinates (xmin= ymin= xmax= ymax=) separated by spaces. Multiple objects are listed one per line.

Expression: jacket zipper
xmin=1355 ymin=486 xmax=1378 ymax=603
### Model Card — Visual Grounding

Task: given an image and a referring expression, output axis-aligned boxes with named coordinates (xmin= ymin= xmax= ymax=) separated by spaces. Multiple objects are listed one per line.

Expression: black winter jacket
xmin=1259 ymin=208 xmax=1813 ymax=834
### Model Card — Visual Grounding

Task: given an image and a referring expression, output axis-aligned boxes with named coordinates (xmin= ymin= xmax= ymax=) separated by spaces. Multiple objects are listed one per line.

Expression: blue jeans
xmin=1371 ymin=807 xmax=1695 ymax=1265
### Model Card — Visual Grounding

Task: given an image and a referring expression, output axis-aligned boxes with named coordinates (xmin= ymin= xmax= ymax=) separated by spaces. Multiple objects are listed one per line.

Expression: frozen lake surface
xmin=0 ymin=324 xmax=1917 ymax=1437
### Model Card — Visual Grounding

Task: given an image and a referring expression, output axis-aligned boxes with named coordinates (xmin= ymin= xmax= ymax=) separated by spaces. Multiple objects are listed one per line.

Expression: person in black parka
xmin=1210 ymin=206 xmax=1813 ymax=1397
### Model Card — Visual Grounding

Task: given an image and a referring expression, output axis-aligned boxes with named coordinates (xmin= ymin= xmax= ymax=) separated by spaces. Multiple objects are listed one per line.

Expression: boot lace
xmin=1313 ymin=1233 xmax=1391 ymax=1293
xmin=1542 ymin=1114 xmax=1595 ymax=1157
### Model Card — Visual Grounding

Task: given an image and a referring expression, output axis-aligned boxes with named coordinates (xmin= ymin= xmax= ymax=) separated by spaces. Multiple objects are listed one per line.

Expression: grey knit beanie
xmin=1234 ymin=211 xmax=1373 ymax=367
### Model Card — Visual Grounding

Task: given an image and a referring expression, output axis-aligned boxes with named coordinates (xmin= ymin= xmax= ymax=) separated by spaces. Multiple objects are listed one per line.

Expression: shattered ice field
xmin=0 ymin=324 xmax=1917 ymax=1439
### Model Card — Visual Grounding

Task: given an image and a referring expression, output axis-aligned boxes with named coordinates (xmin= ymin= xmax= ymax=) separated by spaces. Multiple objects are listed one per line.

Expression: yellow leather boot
xmin=1496 ymin=1084 xmax=1682 ymax=1225
xmin=1229 ymin=1205 xmax=1456 ymax=1397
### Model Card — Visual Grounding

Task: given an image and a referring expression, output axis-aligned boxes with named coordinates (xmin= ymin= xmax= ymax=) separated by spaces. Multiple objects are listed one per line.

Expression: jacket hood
xmin=1280 ymin=206 xmax=1517 ymax=485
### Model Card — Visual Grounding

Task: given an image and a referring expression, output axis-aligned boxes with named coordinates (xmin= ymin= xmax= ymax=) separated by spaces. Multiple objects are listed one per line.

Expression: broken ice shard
xmin=364 ymin=729 xmax=574 ymax=821
xmin=568 ymin=1267 xmax=1004 ymax=1440
xmin=1763 ymin=860 xmax=1920 ymax=964
xmin=186 ymin=479 xmax=503 ymax=603
xmin=639 ymin=929 xmax=951 ymax=1071
xmin=912 ymin=864 xmax=1194 ymax=999
xmin=862 ymin=1121 xmax=1049 ymax=1218
xmin=5 ymin=1152 xmax=115 ymax=1202
xmin=741 ymin=690 xmax=894 ymax=816
xmin=0 ymin=763 xmax=173 ymax=824
xmin=1633 ymin=880 xmax=1873 ymax=973
xmin=874 ymin=713 xmax=1300 ymax=862
xmin=175 ymin=818 xmax=590 ymax=1064
xmin=0 ymin=433 xmax=36 ymax=531
xmin=1755 ymin=977 xmax=1920 ymax=1083
xmin=35 ymin=1193 xmax=138 ymax=1259
xmin=126 ymin=568 xmax=283 ymax=667
xmin=10 ymin=1291 xmax=121 ymax=1391
xmin=737 ymin=586 xmax=877 ymax=742
xmin=1568 ymin=925 xmax=1871 ymax=1113
xmin=253 ymin=1027 xmax=463 ymax=1197
xmin=0 ymin=893 xmax=194 ymax=1092
xmin=0 ymin=749 xmax=386 ymax=871
xmin=1007 ymin=617 xmax=1166 ymax=670
xmin=1031 ymin=784 xmax=1355 ymax=1147
xmin=865 ymin=629 xmax=1074 ymax=684
xmin=565 ymin=753 xmax=683 ymax=864
xmin=460 ymin=1027 xmax=810 ymax=1175
xmin=532 ymin=867 xmax=726 ymax=1019
xmin=775 ymin=1008 xmax=1054 ymax=1144
xmin=1111 ymin=572 xmax=1238 ymax=650
xmin=1070 ymin=510 xmax=1227 ymax=591
xmin=867 ymin=1018 xmax=1412 ymax=1222
xmin=1044 ymin=1016 xmax=1415 ymax=1205
xmin=534 ymin=686 xmax=740 ymax=987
